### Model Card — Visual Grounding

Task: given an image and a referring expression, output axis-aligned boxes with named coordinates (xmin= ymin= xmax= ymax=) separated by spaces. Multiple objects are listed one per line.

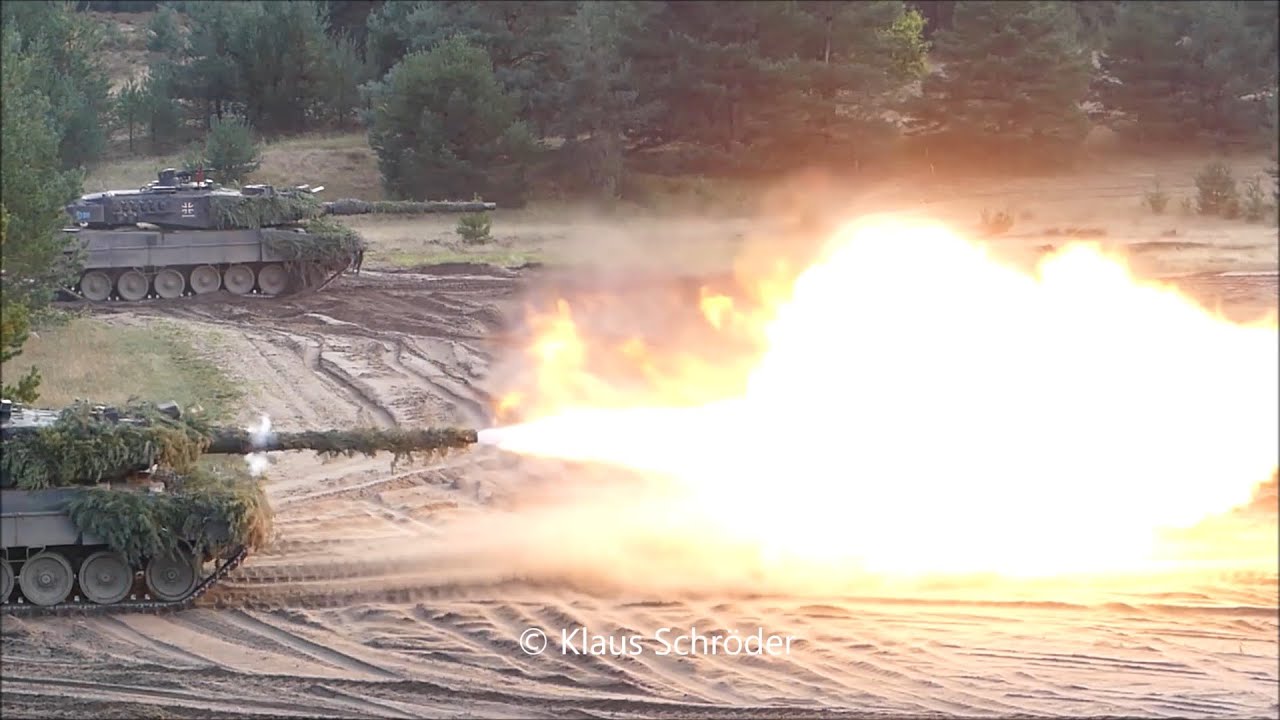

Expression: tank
xmin=61 ymin=168 xmax=498 ymax=302
xmin=0 ymin=398 xmax=478 ymax=614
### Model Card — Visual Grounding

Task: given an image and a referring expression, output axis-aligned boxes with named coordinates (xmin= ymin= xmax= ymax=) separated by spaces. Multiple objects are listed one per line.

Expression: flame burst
xmin=487 ymin=218 xmax=1278 ymax=580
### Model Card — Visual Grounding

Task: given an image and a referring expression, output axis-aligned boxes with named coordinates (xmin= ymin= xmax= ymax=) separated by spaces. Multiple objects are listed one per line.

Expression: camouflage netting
xmin=1 ymin=401 xmax=211 ymax=490
xmin=323 ymin=199 xmax=496 ymax=215
xmin=64 ymin=465 xmax=272 ymax=565
xmin=263 ymin=218 xmax=366 ymax=269
xmin=208 ymin=192 xmax=324 ymax=229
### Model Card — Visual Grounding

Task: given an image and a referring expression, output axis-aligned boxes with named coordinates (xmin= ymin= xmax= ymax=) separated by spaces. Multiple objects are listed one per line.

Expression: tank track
xmin=0 ymin=546 xmax=248 ymax=618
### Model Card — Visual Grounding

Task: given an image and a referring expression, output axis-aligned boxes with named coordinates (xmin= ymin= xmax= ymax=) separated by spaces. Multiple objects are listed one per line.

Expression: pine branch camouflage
xmin=64 ymin=467 xmax=273 ymax=566
xmin=208 ymin=193 xmax=324 ymax=229
xmin=2 ymin=400 xmax=479 ymax=565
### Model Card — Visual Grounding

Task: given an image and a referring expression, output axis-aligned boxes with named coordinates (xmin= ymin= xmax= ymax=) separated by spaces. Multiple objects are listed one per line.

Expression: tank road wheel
xmin=1 ymin=559 xmax=13 ymax=603
xmin=145 ymin=551 xmax=199 ymax=601
xmin=223 ymin=264 xmax=256 ymax=295
xmin=80 ymin=270 xmax=113 ymax=301
xmin=256 ymin=263 xmax=289 ymax=296
xmin=153 ymin=268 xmax=186 ymax=299
xmin=116 ymin=269 xmax=150 ymax=301
xmin=78 ymin=551 xmax=133 ymax=605
xmin=19 ymin=551 xmax=74 ymax=607
xmin=189 ymin=265 xmax=222 ymax=295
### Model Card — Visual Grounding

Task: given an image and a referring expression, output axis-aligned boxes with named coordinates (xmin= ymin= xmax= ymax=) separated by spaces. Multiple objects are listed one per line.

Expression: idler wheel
xmin=145 ymin=551 xmax=199 ymax=601
xmin=80 ymin=270 xmax=113 ymax=301
xmin=19 ymin=551 xmax=74 ymax=607
xmin=79 ymin=550 xmax=134 ymax=605
xmin=116 ymin=269 xmax=150 ymax=301
xmin=1 ymin=559 xmax=13 ymax=603
xmin=154 ymin=268 xmax=186 ymax=299
xmin=190 ymin=265 xmax=222 ymax=294
xmin=223 ymin=264 xmax=256 ymax=295
xmin=256 ymin=263 xmax=289 ymax=295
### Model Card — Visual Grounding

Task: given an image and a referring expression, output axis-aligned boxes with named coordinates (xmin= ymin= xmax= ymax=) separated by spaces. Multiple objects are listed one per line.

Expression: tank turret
xmin=0 ymin=398 xmax=478 ymax=613
xmin=60 ymin=169 xmax=497 ymax=302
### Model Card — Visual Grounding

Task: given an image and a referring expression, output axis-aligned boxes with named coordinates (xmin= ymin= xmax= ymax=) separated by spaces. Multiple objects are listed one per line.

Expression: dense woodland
xmin=2 ymin=0 xmax=1278 ymax=402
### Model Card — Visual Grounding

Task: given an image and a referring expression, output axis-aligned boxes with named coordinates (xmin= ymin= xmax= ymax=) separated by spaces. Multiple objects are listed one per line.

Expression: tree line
xmin=2 ymin=0 xmax=1278 ymax=400
xmin=15 ymin=1 xmax=1280 ymax=196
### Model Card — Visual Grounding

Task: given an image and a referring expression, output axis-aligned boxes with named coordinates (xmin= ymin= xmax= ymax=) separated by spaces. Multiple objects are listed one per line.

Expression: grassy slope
xmin=2 ymin=316 xmax=241 ymax=419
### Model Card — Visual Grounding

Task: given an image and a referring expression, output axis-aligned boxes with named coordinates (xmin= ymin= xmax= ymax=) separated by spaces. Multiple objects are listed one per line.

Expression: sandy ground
xmin=4 ymin=164 xmax=1279 ymax=719
xmin=3 ymin=255 xmax=1277 ymax=718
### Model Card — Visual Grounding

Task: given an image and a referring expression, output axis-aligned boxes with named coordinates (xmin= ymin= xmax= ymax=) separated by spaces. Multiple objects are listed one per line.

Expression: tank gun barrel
xmin=322 ymin=199 xmax=496 ymax=216
xmin=204 ymin=427 xmax=479 ymax=455
xmin=1 ymin=399 xmax=479 ymax=490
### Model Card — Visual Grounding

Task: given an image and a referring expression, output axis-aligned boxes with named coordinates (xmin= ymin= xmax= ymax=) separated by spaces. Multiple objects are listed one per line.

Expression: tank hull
xmin=61 ymin=226 xmax=357 ymax=301
xmin=59 ymin=168 xmax=496 ymax=303
xmin=1 ymin=488 xmax=246 ymax=614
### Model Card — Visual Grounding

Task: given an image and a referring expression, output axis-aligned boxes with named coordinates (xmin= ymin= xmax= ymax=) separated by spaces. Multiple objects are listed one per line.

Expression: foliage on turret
xmin=1 ymin=401 xmax=212 ymax=489
xmin=207 ymin=191 xmax=325 ymax=229
xmin=1 ymin=399 xmax=478 ymax=567
xmin=262 ymin=218 xmax=365 ymax=269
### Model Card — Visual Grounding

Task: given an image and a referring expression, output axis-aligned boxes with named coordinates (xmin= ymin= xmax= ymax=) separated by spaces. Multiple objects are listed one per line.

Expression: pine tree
xmin=912 ymin=1 xmax=1091 ymax=152
xmin=364 ymin=37 xmax=535 ymax=202
xmin=201 ymin=116 xmax=262 ymax=186
xmin=623 ymin=1 xmax=926 ymax=171
xmin=0 ymin=2 xmax=113 ymax=169
xmin=113 ymin=80 xmax=145 ymax=154
xmin=550 ymin=1 xmax=659 ymax=198
xmin=1100 ymin=2 xmax=1277 ymax=146
xmin=0 ymin=28 xmax=83 ymax=311
xmin=364 ymin=1 xmax=573 ymax=134
xmin=145 ymin=3 xmax=182 ymax=54
xmin=225 ymin=1 xmax=335 ymax=135
xmin=755 ymin=1 xmax=928 ymax=164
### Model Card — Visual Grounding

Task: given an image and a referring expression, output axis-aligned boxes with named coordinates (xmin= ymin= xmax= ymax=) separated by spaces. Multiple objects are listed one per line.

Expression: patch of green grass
xmin=85 ymin=152 xmax=186 ymax=192
xmin=261 ymin=132 xmax=370 ymax=152
xmin=3 ymin=316 xmax=241 ymax=420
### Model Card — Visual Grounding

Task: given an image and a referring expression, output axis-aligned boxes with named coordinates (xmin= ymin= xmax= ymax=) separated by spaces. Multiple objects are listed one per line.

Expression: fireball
xmin=485 ymin=217 xmax=1279 ymax=581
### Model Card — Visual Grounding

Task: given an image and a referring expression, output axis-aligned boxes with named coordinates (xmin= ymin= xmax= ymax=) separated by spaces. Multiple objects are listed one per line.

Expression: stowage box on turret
xmin=0 ymin=398 xmax=478 ymax=614
xmin=62 ymin=168 xmax=497 ymax=302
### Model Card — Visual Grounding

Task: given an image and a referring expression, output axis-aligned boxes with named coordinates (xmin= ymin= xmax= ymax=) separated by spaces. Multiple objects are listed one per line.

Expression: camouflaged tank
xmin=0 ymin=398 xmax=478 ymax=614
xmin=62 ymin=168 xmax=497 ymax=302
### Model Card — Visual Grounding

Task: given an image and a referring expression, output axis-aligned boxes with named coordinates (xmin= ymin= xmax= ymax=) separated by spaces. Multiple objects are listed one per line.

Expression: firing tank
xmin=0 ymin=398 xmax=478 ymax=613
xmin=61 ymin=168 xmax=497 ymax=302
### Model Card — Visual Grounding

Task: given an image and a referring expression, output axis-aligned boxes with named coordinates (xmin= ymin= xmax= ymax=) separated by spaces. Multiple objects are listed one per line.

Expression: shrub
xmin=1268 ymin=160 xmax=1278 ymax=205
xmin=146 ymin=4 xmax=183 ymax=54
xmin=456 ymin=202 xmax=492 ymax=243
xmin=1142 ymin=180 xmax=1169 ymax=214
xmin=1241 ymin=176 xmax=1268 ymax=222
xmin=979 ymin=208 xmax=1014 ymax=236
xmin=1194 ymin=161 xmax=1239 ymax=217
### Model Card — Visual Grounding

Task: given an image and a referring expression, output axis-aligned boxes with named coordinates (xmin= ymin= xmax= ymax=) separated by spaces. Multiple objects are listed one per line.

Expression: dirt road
xmin=3 ymin=265 xmax=1277 ymax=719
